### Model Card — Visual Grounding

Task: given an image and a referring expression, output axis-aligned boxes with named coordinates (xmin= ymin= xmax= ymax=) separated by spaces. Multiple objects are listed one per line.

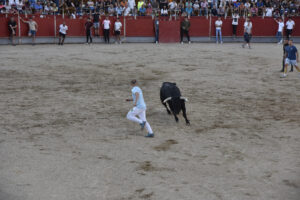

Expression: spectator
xmin=200 ymin=0 xmax=208 ymax=16
xmin=159 ymin=0 xmax=167 ymax=9
xmin=108 ymin=4 xmax=115 ymax=16
xmin=275 ymin=18 xmax=284 ymax=44
xmin=215 ymin=16 xmax=223 ymax=44
xmin=251 ymin=5 xmax=258 ymax=16
xmin=85 ymin=18 xmax=93 ymax=44
xmin=34 ymin=1 xmax=43 ymax=14
xmin=127 ymin=0 xmax=135 ymax=15
xmin=180 ymin=16 xmax=191 ymax=44
xmin=185 ymin=4 xmax=192 ymax=16
xmin=265 ymin=6 xmax=273 ymax=17
xmin=137 ymin=0 xmax=144 ymax=11
xmin=16 ymin=0 xmax=23 ymax=13
xmin=211 ymin=5 xmax=218 ymax=16
xmin=218 ymin=6 xmax=225 ymax=16
xmin=256 ymin=0 xmax=264 ymax=16
xmin=160 ymin=5 xmax=168 ymax=16
xmin=93 ymin=11 xmax=100 ymax=36
xmin=154 ymin=15 xmax=159 ymax=44
xmin=177 ymin=0 xmax=184 ymax=14
xmin=139 ymin=4 xmax=146 ymax=15
xmin=286 ymin=17 xmax=295 ymax=39
xmin=146 ymin=3 xmax=152 ymax=16
xmin=242 ymin=17 xmax=252 ymax=49
xmin=58 ymin=21 xmax=68 ymax=45
xmin=114 ymin=17 xmax=122 ymax=44
xmin=232 ymin=12 xmax=239 ymax=38
xmin=21 ymin=16 xmax=38 ymax=45
xmin=193 ymin=0 xmax=200 ymax=16
xmin=168 ymin=0 xmax=177 ymax=15
xmin=115 ymin=4 xmax=124 ymax=16
xmin=8 ymin=17 xmax=17 ymax=46
xmin=102 ymin=16 xmax=111 ymax=43
xmin=151 ymin=0 xmax=159 ymax=13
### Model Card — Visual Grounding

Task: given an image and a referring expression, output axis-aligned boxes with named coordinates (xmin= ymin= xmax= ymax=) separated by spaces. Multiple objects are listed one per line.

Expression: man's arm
xmin=296 ymin=51 xmax=299 ymax=63
xmin=35 ymin=22 xmax=38 ymax=31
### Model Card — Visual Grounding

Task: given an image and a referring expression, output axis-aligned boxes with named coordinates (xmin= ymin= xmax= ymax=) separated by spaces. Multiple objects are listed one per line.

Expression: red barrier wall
xmin=1 ymin=14 xmax=300 ymax=42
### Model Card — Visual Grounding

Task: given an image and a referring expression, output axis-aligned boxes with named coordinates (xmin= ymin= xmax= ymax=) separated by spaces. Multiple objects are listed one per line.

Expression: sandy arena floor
xmin=0 ymin=43 xmax=300 ymax=200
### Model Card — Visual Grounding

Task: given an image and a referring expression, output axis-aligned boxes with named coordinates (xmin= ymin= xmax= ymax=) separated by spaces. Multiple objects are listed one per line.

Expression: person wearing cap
xmin=126 ymin=80 xmax=154 ymax=138
xmin=180 ymin=16 xmax=191 ymax=44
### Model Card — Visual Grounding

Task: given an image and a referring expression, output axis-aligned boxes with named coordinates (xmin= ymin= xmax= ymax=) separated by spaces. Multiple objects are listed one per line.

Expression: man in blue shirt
xmin=126 ymin=80 xmax=154 ymax=137
xmin=282 ymin=39 xmax=300 ymax=78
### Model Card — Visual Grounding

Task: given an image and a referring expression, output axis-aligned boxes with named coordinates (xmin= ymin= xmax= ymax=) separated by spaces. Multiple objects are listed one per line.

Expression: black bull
xmin=160 ymin=82 xmax=190 ymax=125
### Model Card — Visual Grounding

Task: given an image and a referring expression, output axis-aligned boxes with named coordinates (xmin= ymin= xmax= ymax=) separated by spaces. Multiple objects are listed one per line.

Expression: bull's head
xmin=163 ymin=96 xmax=188 ymax=115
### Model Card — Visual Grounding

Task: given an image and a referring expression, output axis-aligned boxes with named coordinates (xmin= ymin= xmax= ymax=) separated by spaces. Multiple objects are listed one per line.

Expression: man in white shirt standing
xmin=126 ymin=80 xmax=154 ymax=138
xmin=58 ymin=21 xmax=68 ymax=45
xmin=232 ymin=12 xmax=239 ymax=38
xmin=114 ymin=17 xmax=122 ymax=44
xmin=275 ymin=18 xmax=284 ymax=44
xmin=215 ymin=17 xmax=223 ymax=44
xmin=102 ymin=16 xmax=111 ymax=44
xmin=286 ymin=17 xmax=295 ymax=39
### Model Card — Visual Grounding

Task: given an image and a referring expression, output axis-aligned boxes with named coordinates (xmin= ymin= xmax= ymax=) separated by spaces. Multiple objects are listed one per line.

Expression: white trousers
xmin=127 ymin=107 xmax=153 ymax=134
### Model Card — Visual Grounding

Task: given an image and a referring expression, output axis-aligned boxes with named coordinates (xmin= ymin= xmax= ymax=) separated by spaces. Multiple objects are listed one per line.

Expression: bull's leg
xmin=181 ymin=101 xmax=190 ymax=125
xmin=162 ymin=103 xmax=171 ymax=115
xmin=173 ymin=113 xmax=179 ymax=122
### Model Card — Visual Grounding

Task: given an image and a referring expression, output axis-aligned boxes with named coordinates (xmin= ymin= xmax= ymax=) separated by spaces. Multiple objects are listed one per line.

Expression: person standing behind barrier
xmin=274 ymin=18 xmax=284 ymax=44
xmin=58 ymin=21 xmax=68 ymax=45
xmin=93 ymin=11 xmax=100 ymax=36
xmin=215 ymin=16 xmax=223 ymax=44
xmin=114 ymin=17 xmax=122 ymax=44
xmin=8 ymin=17 xmax=17 ymax=46
xmin=180 ymin=16 xmax=191 ymax=44
xmin=102 ymin=16 xmax=111 ymax=44
xmin=242 ymin=17 xmax=252 ymax=49
xmin=232 ymin=12 xmax=239 ymax=38
xmin=85 ymin=18 xmax=93 ymax=44
xmin=154 ymin=15 xmax=159 ymax=44
xmin=20 ymin=17 xmax=38 ymax=45
xmin=285 ymin=17 xmax=295 ymax=40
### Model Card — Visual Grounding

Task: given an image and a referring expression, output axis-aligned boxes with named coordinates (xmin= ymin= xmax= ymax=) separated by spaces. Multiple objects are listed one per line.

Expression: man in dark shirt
xmin=93 ymin=12 xmax=100 ymax=36
xmin=281 ymin=39 xmax=293 ymax=72
xmin=85 ymin=18 xmax=94 ymax=44
xmin=281 ymin=39 xmax=299 ymax=78
xmin=180 ymin=16 xmax=191 ymax=44
xmin=8 ymin=17 xmax=17 ymax=46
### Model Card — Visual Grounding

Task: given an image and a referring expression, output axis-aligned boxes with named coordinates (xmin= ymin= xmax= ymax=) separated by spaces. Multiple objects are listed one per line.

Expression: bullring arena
xmin=1 ymin=14 xmax=300 ymax=200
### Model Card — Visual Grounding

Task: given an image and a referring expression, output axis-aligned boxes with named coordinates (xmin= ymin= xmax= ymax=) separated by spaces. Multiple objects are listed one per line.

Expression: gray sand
xmin=0 ymin=43 xmax=299 ymax=200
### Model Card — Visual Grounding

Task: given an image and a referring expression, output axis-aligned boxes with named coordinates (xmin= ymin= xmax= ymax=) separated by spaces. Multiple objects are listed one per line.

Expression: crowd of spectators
xmin=0 ymin=0 xmax=299 ymax=18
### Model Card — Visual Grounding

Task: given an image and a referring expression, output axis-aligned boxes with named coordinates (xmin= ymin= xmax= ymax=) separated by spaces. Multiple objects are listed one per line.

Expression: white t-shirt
xmin=103 ymin=20 xmax=111 ymax=30
xmin=278 ymin=22 xmax=284 ymax=32
xmin=114 ymin=21 xmax=122 ymax=31
xmin=215 ymin=20 xmax=222 ymax=30
xmin=286 ymin=20 xmax=295 ymax=30
xmin=244 ymin=22 xmax=252 ymax=33
xmin=232 ymin=14 xmax=239 ymax=25
xmin=128 ymin=0 xmax=136 ymax=9
xmin=59 ymin=24 xmax=68 ymax=34
xmin=265 ymin=7 xmax=273 ymax=17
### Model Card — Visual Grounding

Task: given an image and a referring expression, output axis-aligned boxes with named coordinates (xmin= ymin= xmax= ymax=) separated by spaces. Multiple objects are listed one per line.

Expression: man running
xmin=58 ymin=21 xmax=68 ymax=45
xmin=8 ymin=17 xmax=17 ymax=46
xmin=126 ymin=80 xmax=154 ymax=138
xmin=281 ymin=39 xmax=300 ymax=78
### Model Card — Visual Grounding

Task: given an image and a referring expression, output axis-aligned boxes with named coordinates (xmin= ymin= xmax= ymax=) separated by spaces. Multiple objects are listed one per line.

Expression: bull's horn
xmin=163 ymin=97 xmax=172 ymax=103
xmin=180 ymin=97 xmax=188 ymax=102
